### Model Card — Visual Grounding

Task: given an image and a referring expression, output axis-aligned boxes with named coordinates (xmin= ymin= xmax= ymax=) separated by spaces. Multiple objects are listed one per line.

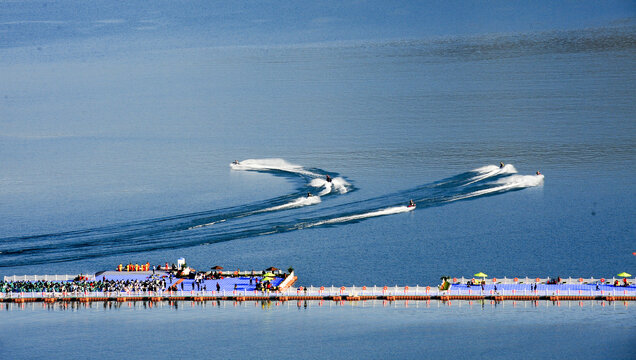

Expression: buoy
xmin=320 ymin=286 xmax=325 ymax=291
xmin=452 ymin=277 xmax=457 ymax=283
xmin=426 ymin=286 xmax=430 ymax=292
xmin=492 ymin=278 xmax=497 ymax=283
xmin=404 ymin=286 xmax=409 ymax=292
xmin=513 ymin=277 xmax=518 ymax=282
xmin=340 ymin=286 xmax=345 ymax=291
xmin=536 ymin=277 xmax=540 ymax=283
xmin=601 ymin=278 xmax=605 ymax=283
xmin=579 ymin=278 xmax=583 ymax=283
xmin=383 ymin=286 xmax=388 ymax=291
xmin=362 ymin=286 xmax=367 ymax=291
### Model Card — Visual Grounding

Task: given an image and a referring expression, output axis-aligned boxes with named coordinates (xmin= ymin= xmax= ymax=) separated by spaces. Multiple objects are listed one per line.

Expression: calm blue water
xmin=1 ymin=6 xmax=635 ymax=358
xmin=1 ymin=300 xmax=634 ymax=360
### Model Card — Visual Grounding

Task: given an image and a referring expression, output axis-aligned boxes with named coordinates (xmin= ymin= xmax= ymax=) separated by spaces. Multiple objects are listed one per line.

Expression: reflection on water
xmin=1 ymin=299 xmax=633 ymax=312
xmin=2 ymin=299 xmax=634 ymax=359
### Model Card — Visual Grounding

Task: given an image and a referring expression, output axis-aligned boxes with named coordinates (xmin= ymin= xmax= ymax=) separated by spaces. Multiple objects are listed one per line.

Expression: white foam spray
xmin=464 ymin=164 xmax=518 ymax=185
xmin=230 ymin=158 xmax=316 ymax=177
xmin=187 ymin=219 xmax=226 ymax=230
xmin=304 ymin=205 xmax=414 ymax=228
xmin=259 ymin=195 xmax=322 ymax=213
xmin=450 ymin=173 xmax=544 ymax=202
xmin=232 ymin=158 xmax=350 ymax=195
xmin=310 ymin=177 xmax=350 ymax=195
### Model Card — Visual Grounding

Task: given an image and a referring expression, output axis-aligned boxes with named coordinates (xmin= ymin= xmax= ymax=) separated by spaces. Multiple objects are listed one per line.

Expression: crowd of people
xmin=1 ymin=263 xmax=290 ymax=295
xmin=0 ymin=277 xmax=167 ymax=294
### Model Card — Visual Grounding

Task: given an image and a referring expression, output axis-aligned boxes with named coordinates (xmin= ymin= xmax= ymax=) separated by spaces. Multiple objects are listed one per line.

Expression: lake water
xmin=1 ymin=23 xmax=635 ymax=358
xmin=1 ymin=300 xmax=635 ymax=360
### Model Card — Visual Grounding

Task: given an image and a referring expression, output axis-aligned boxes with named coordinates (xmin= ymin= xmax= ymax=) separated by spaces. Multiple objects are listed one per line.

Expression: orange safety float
xmin=340 ymin=286 xmax=345 ymax=291
xmin=362 ymin=286 xmax=367 ymax=291
xmin=600 ymin=278 xmax=605 ymax=283
xmin=513 ymin=277 xmax=518 ymax=282
xmin=492 ymin=278 xmax=497 ymax=283
xmin=383 ymin=286 xmax=388 ymax=291
xmin=320 ymin=286 xmax=325 ymax=291
xmin=404 ymin=286 xmax=409 ymax=291
xmin=535 ymin=277 xmax=540 ymax=282
xmin=452 ymin=278 xmax=457 ymax=283
xmin=426 ymin=286 xmax=430 ymax=292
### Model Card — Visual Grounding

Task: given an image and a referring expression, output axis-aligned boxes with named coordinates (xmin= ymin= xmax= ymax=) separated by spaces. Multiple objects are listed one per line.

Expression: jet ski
xmin=408 ymin=200 xmax=416 ymax=208
xmin=326 ymin=175 xmax=332 ymax=183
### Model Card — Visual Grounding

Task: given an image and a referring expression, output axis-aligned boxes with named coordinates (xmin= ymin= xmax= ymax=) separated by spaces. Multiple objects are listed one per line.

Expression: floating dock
xmin=2 ymin=272 xmax=635 ymax=303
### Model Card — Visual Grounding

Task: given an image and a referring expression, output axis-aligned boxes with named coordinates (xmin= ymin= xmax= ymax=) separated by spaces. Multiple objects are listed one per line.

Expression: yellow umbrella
xmin=474 ymin=272 xmax=487 ymax=278
xmin=617 ymin=272 xmax=631 ymax=277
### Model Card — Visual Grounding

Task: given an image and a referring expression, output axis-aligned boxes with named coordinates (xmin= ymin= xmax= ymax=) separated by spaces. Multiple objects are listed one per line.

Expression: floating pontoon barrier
xmin=2 ymin=274 xmax=635 ymax=303
xmin=1 ymin=292 xmax=635 ymax=303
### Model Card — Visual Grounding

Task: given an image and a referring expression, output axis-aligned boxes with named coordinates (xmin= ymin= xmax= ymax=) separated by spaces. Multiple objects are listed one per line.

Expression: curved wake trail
xmin=0 ymin=162 xmax=542 ymax=267
xmin=304 ymin=206 xmax=415 ymax=228
xmin=257 ymin=195 xmax=322 ymax=213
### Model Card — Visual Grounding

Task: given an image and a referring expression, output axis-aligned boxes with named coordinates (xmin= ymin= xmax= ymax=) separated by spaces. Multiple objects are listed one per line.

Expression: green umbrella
xmin=474 ymin=272 xmax=488 ymax=278
xmin=617 ymin=272 xmax=631 ymax=277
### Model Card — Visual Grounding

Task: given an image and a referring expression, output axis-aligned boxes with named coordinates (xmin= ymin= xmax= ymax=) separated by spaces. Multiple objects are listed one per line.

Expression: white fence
xmin=450 ymin=276 xmax=635 ymax=285
xmin=2 ymin=274 xmax=94 ymax=282
xmin=1 ymin=284 xmax=635 ymax=300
